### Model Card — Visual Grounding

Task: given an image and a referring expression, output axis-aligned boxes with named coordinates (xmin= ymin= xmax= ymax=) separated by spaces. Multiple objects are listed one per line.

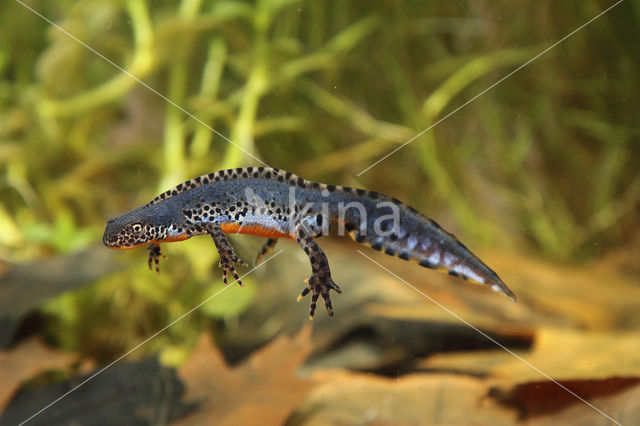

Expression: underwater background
xmin=0 ymin=1 xmax=638 ymax=424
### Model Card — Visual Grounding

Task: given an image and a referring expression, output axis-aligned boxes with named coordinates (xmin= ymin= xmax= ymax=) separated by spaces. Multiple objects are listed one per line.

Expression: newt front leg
xmin=294 ymin=223 xmax=342 ymax=318
xmin=205 ymin=222 xmax=248 ymax=286
xmin=147 ymin=243 xmax=165 ymax=273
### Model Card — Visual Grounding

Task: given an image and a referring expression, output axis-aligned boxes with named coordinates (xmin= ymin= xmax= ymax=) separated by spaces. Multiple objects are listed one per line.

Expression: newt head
xmin=103 ymin=206 xmax=188 ymax=249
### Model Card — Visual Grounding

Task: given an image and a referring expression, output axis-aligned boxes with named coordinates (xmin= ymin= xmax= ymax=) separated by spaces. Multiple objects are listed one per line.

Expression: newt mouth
xmin=102 ymin=232 xmax=113 ymax=247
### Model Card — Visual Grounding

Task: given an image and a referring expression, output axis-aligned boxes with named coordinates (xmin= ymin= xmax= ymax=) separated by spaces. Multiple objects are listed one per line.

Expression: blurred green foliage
xmin=0 ymin=0 xmax=638 ymax=361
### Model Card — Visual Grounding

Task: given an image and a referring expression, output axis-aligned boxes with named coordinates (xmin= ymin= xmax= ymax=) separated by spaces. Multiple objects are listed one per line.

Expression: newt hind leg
xmin=255 ymin=238 xmax=278 ymax=265
xmin=295 ymin=224 xmax=342 ymax=318
xmin=207 ymin=222 xmax=248 ymax=286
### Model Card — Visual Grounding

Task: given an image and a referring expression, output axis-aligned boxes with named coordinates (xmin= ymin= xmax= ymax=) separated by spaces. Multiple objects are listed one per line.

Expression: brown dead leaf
xmin=363 ymin=247 xmax=640 ymax=333
xmin=422 ymin=328 xmax=640 ymax=383
xmin=174 ymin=326 xmax=314 ymax=426
xmin=288 ymin=371 xmax=518 ymax=426
xmin=526 ymin=382 xmax=640 ymax=426
xmin=492 ymin=377 xmax=639 ymax=420
xmin=420 ymin=328 xmax=640 ymax=420
xmin=0 ymin=337 xmax=76 ymax=413
xmin=480 ymin=250 xmax=640 ymax=331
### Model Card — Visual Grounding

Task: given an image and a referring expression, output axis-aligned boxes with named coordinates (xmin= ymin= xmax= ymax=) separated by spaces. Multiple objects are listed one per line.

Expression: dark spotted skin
xmin=103 ymin=167 xmax=516 ymax=318
xmin=147 ymin=243 xmax=164 ymax=272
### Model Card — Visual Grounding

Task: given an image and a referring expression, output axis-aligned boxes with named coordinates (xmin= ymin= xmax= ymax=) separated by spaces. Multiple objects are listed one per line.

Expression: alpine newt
xmin=103 ymin=167 xmax=516 ymax=318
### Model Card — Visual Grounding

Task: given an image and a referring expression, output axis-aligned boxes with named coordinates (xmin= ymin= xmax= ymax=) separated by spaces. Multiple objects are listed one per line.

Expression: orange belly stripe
xmin=163 ymin=234 xmax=191 ymax=243
xmin=220 ymin=223 xmax=293 ymax=239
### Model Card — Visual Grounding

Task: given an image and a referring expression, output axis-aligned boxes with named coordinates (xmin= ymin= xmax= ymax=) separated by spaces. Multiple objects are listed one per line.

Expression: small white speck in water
xmin=364 ymin=408 xmax=378 ymax=421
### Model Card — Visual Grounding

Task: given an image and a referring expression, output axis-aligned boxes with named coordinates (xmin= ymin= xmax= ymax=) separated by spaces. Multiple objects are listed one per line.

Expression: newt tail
xmin=103 ymin=167 xmax=516 ymax=318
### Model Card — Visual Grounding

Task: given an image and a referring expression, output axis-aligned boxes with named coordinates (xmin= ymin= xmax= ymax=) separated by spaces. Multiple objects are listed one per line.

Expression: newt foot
xmin=218 ymin=251 xmax=248 ymax=287
xmin=297 ymin=275 xmax=342 ymax=318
